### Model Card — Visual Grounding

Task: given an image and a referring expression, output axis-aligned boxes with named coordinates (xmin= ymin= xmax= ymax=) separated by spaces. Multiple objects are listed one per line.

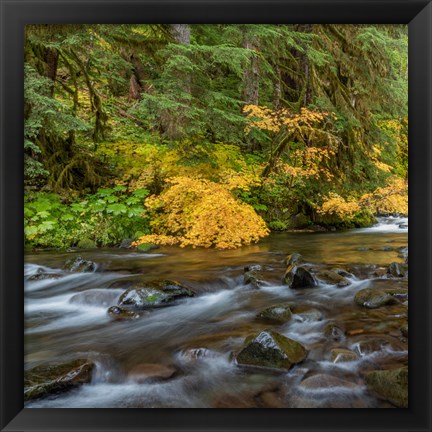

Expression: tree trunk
xmin=242 ymin=38 xmax=259 ymax=105
xmin=273 ymin=63 xmax=282 ymax=109
xmin=128 ymin=74 xmax=142 ymax=101
xmin=170 ymin=24 xmax=191 ymax=44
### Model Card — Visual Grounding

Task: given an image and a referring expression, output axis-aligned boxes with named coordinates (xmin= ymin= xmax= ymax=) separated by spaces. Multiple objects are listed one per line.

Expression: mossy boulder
xmin=107 ymin=306 xmax=142 ymax=321
xmin=387 ymin=262 xmax=408 ymax=278
xmin=77 ymin=238 xmax=97 ymax=249
xmin=330 ymin=348 xmax=359 ymax=363
xmin=118 ymin=279 xmax=194 ymax=309
xmin=284 ymin=264 xmax=316 ymax=289
xmin=256 ymin=304 xmax=292 ymax=324
xmin=354 ymin=288 xmax=397 ymax=309
xmin=316 ymin=270 xmax=351 ymax=287
xmin=136 ymin=243 xmax=159 ymax=253
xmin=235 ymin=330 xmax=307 ymax=370
xmin=365 ymin=367 xmax=408 ymax=408
xmin=24 ymin=359 xmax=95 ymax=401
xmin=63 ymin=256 xmax=97 ymax=273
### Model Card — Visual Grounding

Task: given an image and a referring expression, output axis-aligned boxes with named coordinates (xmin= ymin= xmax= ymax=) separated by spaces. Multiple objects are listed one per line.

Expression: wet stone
xmin=365 ymin=367 xmax=408 ymax=408
xmin=117 ymin=279 xmax=194 ymax=310
xmin=284 ymin=265 xmax=316 ymax=289
xmin=256 ymin=304 xmax=292 ymax=324
xmin=387 ymin=262 xmax=408 ymax=278
xmin=128 ymin=364 xmax=177 ymax=383
xmin=63 ymin=256 xmax=97 ymax=273
xmin=27 ymin=272 xmax=63 ymax=281
xmin=316 ymin=270 xmax=351 ymax=287
xmin=354 ymin=288 xmax=397 ymax=309
xmin=24 ymin=359 xmax=95 ymax=401
xmin=236 ymin=330 xmax=307 ymax=370
xmin=107 ymin=306 xmax=142 ymax=321
xmin=330 ymin=348 xmax=359 ymax=363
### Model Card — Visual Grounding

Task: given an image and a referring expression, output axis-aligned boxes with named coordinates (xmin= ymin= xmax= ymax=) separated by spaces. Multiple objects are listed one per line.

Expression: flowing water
xmin=24 ymin=217 xmax=408 ymax=408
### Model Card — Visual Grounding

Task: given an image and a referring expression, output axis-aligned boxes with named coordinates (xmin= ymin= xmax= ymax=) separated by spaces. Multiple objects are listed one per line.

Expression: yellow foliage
xmin=316 ymin=192 xmax=360 ymax=218
xmin=134 ymin=176 xmax=269 ymax=249
xmin=360 ymin=176 xmax=408 ymax=215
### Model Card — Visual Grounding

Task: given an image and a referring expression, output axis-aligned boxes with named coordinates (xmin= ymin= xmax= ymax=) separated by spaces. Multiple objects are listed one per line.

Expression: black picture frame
xmin=1 ymin=1 xmax=431 ymax=431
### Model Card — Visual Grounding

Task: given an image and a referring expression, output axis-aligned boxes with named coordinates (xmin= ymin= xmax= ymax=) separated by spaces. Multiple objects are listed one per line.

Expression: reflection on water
xmin=24 ymin=220 xmax=408 ymax=408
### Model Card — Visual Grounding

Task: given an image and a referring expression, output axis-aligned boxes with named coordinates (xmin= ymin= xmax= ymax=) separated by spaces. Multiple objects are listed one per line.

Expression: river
xmin=24 ymin=216 xmax=408 ymax=408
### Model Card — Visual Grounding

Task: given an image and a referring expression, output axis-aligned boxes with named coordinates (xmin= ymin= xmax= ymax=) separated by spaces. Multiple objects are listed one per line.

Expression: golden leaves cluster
xmin=316 ymin=192 xmax=360 ymax=218
xmin=360 ymin=176 xmax=408 ymax=215
xmin=134 ymin=176 xmax=269 ymax=249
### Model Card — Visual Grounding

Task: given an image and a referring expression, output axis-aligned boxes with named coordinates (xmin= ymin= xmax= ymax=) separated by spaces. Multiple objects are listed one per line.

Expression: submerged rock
xmin=118 ymin=279 xmax=194 ymax=309
xmin=256 ymin=304 xmax=292 ymax=324
xmin=354 ymin=288 xmax=397 ymax=309
xmin=284 ymin=265 xmax=316 ymax=289
xmin=236 ymin=330 xmax=307 ymax=370
xmin=316 ymin=270 xmax=351 ymax=287
xmin=128 ymin=363 xmax=177 ymax=383
xmin=24 ymin=359 xmax=95 ymax=401
xmin=387 ymin=262 xmax=408 ymax=278
xmin=107 ymin=306 xmax=142 ymax=321
xmin=330 ymin=348 xmax=359 ymax=363
xmin=365 ymin=367 xmax=408 ymax=408
xmin=292 ymin=306 xmax=323 ymax=322
xmin=331 ymin=268 xmax=353 ymax=278
xmin=300 ymin=373 xmax=357 ymax=390
xmin=63 ymin=256 xmax=97 ymax=273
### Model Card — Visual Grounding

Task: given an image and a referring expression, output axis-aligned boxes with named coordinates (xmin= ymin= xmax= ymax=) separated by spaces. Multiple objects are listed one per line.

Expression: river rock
xmin=300 ymin=374 xmax=357 ymax=390
xmin=244 ymin=265 xmax=263 ymax=288
xmin=77 ymin=238 xmax=97 ymax=249
xmin=63 ymin=256 xmax=97 ymax=273
xmin=24 ymin=359 xmax=95 ymax=401
xmin=323 ymin=322 xmax=345 ymax=341
xmin=128 ymin=364 xmax=177 ymax=383
xmin=354 ymin=288 xmax=397 ymax=309
xmin=27 ymin=272 xmax=63 ymax=281
xmin=292 ymin=306 xmax=323 ymax=322
xmin=118 ymin=279 xmax=194 ymax=309
xmin=387 ymin=262 xmax=408 ymax=278
xmin=365 ymin=367 xmax=408 ymax=408
xmin=236 ymin=330 xmax=307 ymax=370
xmin=316 ymin=270 xmax=351 ymax=287
xmin=284 ymin=264 xmax=316 ymax=289
xmin=136 ymin=243 xmax=159 ymax=253
xmin=256 ymin=304 xmax=292 ymax=324
xmin=330 ymin=348 xmax=359 ymax=363
xmin=119 ymin=238 xmax=133 ymax=249
xmin=331 ymin=268 xmax=353 ymax=278
xmin=107 ymin=306 xmax=142 ymax=321
xmin=289 ymin=374 xmax=365 ymax=408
